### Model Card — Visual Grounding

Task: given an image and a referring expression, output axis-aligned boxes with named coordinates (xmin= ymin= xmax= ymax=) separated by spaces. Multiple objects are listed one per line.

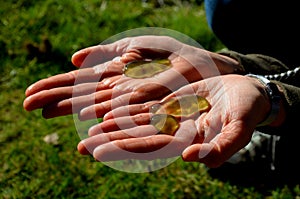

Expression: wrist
xmin=245 ymin=74 xmax=285 ymax=127
xmin=211 ymin=52 xmax=245 ymax=75
xmin=268 ymin=84 xmax=286 ymax=126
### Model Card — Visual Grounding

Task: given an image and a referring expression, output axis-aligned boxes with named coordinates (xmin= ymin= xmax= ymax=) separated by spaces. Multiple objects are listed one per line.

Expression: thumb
xmin=71 ymin=38 xmax=132 ymax=68
xmin=181 ymin=143 xmax=224 ymax=168
xmin=71 ymin=45 xmax=121 ymax=68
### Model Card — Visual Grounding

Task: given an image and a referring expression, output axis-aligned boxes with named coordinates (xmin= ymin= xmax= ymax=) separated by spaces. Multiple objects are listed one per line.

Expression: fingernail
xmin=77 ymin=140 xmax=90 ymax=155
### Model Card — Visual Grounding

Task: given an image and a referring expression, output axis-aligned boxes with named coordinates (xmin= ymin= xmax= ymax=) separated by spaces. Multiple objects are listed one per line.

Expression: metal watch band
xmin=245 ymin=74 xmax=281 ymax=126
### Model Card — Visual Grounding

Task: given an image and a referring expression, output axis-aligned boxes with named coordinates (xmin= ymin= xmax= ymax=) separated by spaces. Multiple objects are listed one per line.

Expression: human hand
xmin=23 ymin=35 xmax=243 ymax=119
xmin=77 ymin=74 xmax=271 ymax=168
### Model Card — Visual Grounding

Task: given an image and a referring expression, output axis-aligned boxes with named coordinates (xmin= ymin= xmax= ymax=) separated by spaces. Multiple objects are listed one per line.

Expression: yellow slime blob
xmin=123 ymin=59 xmax=171 ymax=78
xmin=150 ymin=95 xmax=210 ymax=136
xmin=151 ymin=95 xmax=210 ymax=117
xmin=150 ymin=114 xmax=179 ymax=136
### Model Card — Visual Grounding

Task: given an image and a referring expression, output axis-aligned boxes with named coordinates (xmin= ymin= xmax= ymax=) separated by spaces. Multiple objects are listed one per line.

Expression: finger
xmin=89 ymin=113 xmax=152 ymax=136
xmin=25 ymin=61 xmax=124 ymax=97
xmin=79 ymin=84 xmax=158 ymax=120
xmin=71 ymin=36 xmax=181 ymax=68
xmin=117 ymin=49 xmax=171 ymax=65
xmin=78 ymin=92 xmax=135 ymax=120
xmin=92 ymin=135 xmax=176 ymax=161
xmin=91 ymin=60 xmax=124 ymax=80
xmin=182 ymin=120 xmax=253 ymax=168
xmin=25 ymin=70 xmax=79 ymax=97
xmin=41 ymin=89 xmax=114 ymax=118
xmin=79 ymin=86 xmax=165 ymax=121
xmin=180 ymin=109 xmax=223 ymax=166
xmin=24 ymin=87 xmax=74 ymax=111
xmin=24 ymin=81 xmax=110 ymax=111
xmin=162 ymin=81 xmax=210 ymax=104
xmin=103 ymin=101 xmax=157 ymax=120
xmin=77 ymin=124 xmax=158 ymax=155
xmin=181 ymin=143 xmax=218 ymax=167
xmin=92 ymin=119 xmax=198 ymax=161
xmin=114 ymin=79 xmax=172 ymax=103
xmin=182 ymin=141 xmax=235 ymax=168
xmin=125 ymin=48 xmax=172 ymax=60
xmin=71 ymin=39 xmax=131 ymax=68
xmin=119 ymin=50 xmax=143 ymax=63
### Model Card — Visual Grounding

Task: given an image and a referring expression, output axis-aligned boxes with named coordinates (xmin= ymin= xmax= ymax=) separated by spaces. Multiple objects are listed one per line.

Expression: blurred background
xmin=0 ymin=0 xmax=298 ymax=198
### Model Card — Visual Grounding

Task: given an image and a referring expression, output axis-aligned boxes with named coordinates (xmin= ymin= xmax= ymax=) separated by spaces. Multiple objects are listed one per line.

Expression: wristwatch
xmin=245 ymin=74 xmax=281 ymax=126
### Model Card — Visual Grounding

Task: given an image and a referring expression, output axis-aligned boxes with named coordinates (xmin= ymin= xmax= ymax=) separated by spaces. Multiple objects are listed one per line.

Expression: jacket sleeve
xmin=218 ymin=50 xmax=300 ymax=136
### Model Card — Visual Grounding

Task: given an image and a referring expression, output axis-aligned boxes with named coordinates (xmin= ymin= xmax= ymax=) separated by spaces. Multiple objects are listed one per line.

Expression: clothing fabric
xmin=204 ymin=0 xmax=300 ymax=68
xmin=204 ymin=0 xmax=300 ymax=182
xmin=204 ymin=0 xmax=300 ymax=136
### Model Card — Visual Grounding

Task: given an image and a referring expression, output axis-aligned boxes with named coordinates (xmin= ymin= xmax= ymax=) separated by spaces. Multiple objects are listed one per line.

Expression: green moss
xmin=0 ymin=1 xmax=298 ymax=198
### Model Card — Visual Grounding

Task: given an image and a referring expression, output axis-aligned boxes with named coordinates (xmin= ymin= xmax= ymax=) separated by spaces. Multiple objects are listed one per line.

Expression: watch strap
xmin=245 ymin=74 xmax=281 ymax=126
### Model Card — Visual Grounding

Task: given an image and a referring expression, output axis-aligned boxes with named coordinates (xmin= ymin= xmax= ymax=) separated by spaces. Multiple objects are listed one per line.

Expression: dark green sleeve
xmin=218 ymin=50 xmax=290 ymax=75
xmin=218 ymin=50 xmax=300 ymax=136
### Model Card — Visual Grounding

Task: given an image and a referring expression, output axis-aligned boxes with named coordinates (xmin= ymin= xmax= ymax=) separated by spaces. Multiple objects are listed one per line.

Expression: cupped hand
xmin=77 ymin=74 xmax=271 ymax=168
xmin=23 ymin=35 xmax=242 ymax=119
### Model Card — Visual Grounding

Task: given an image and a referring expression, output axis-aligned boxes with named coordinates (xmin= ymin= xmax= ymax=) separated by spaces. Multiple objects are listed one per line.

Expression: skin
xmin=23 ymin=35 xmax=286 ymax=167
xmin=23 ymin=36 xmax=243 ymax=119
xmin=77 ymin=74 xmax=276 ymax=168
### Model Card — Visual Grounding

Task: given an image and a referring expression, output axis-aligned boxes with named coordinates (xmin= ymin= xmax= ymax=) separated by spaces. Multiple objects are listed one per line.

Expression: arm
xmin=219 ymin=50 xmax=300 ymax=136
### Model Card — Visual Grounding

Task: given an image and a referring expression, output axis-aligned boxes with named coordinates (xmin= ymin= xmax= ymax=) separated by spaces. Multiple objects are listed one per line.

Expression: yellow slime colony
xmin=123 ymin=59 xmax=172 ymax=78
xmin=123 ymin=58 xmax=210 ymax=136
xmin=150 ymin=95 xmax=210 ymax=135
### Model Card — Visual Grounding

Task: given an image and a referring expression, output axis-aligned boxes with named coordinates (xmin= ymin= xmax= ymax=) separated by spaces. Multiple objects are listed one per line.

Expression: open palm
xmin=77 ymin=74 xmax=270 ymax=168
xmin=23 ymin=36 xmax=241 ymax=119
